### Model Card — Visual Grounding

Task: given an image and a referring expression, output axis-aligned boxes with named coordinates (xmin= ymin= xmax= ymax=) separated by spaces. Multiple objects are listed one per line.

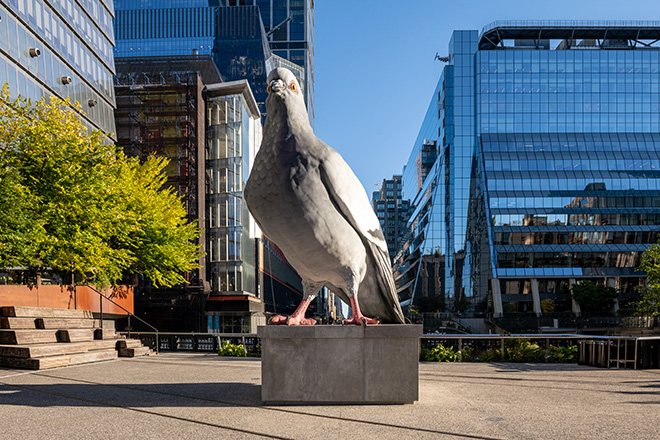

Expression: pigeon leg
xmin=270 ymin=280 xmax=321 ymax=325
xmin=343 ymin=295 xmax=380 ymax=325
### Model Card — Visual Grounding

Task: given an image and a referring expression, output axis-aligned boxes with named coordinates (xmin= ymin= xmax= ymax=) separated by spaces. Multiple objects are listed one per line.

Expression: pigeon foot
xmin=343 ymin=315 xmax=380 ymax=326
xmin=269 ymin=315 xmax=289 ymax=325
xmin=286 ymin=316 xmax=317 ymax=326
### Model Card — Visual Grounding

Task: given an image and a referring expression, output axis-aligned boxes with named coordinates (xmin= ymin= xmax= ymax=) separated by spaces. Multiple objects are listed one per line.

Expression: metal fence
xmin=120 ymin=331 xmax=660 ymax=368
xmin=121 ymin=332 xmax=261 ymax=357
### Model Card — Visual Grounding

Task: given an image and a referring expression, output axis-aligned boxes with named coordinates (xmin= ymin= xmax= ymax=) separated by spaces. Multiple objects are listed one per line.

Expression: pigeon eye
xmin=267 ymin=85 xmax=271 ymax=94
xmin=290 ymin=82 xmax=297 ymax=92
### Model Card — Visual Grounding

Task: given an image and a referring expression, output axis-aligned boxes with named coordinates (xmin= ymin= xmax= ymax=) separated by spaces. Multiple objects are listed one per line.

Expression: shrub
xmin=460 ymin=346 xmax=477 ymax=362
xmin=503 ymin=339 xmax=546 ymax=362
xmin=547 ymin=345 xmax=577 ymax=363
xmin=424 ymin=344 xmax=460 ymax=362
xmin=218 ymin=341 xmax=245 ymax=357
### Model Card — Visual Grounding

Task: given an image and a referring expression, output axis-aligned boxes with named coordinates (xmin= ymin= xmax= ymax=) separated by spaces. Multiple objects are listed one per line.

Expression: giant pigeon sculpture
xmin=244 ymin=68 xmax=405 ymax=325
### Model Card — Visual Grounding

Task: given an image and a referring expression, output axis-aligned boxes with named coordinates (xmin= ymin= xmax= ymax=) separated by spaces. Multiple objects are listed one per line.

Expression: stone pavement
xmin=0 ymin=352 xmax=658 ymax=440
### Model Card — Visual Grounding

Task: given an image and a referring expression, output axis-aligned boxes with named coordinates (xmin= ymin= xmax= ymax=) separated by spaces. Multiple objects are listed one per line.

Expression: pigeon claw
xmin=343 ymin=315 xmax=380 ymax=326
xmin=269 ymin=315 xmax=289 ymax=325
xmin=286 ymin=316 xmax=317 ymax=326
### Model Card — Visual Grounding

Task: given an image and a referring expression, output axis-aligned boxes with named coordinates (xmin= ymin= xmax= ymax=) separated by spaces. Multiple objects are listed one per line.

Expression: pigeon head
xmin=266 ymin=67 xmax=308 ymax=123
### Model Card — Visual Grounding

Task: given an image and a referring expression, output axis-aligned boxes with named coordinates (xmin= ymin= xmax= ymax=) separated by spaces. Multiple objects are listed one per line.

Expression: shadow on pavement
xmin=0 ymin=380 xmax=262 ymax=408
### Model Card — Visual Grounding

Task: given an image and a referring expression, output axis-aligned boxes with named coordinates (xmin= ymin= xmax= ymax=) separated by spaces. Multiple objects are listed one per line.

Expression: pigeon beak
xmin=269 ymin=79 xmax=285 ymax=93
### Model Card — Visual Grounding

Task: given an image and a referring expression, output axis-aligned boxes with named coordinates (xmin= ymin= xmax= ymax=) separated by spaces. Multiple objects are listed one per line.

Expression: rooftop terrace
xmin=479 ymin=20 xmax=660 ymax=50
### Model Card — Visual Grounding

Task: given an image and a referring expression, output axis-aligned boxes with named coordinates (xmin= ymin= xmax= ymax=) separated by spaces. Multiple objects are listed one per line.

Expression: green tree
xmin=637 ymin=242 xmax=660 ymax=317
xmin=570 ymin=280 xmax=617 ymax=312
xmin=0 ymin=85 xmax=201 ymax=287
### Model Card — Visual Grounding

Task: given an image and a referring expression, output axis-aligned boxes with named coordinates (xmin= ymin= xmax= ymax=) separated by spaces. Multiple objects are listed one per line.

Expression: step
xmin=0 ymin=317 xmax=38 ymax=329
xmin=36 ymin=318 xmax=95 ymax=329
xmin=116 ymin=339 xmax=144 ymax=349
xmin=0 ymin=329 xmax=59 ymax=345
xmin=1 ymin=306 xmax=93 ymax=319
xmin=118 ymin=346 xmax=151 ymax=357
xmin=94 ymin=328 xmax=118 ymax=340
xmin=0 ymin=339 xmax=120 ymax=358
xmin=0 ymin=349 xmax=118 ymax=370
xmin=56 ymin=329 xmax=95 ymax=343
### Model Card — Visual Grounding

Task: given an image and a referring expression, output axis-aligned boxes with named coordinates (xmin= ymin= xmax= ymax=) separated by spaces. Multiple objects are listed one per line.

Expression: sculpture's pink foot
xmin=269 ymin=315 xmax=288 ymax=325
xmin=343 ymin=296 xmax=380 ymax=325
xmin=343 ymin=315 xmax=380 ymax=326
xmin=270 ymin=299 xmax=316 ymax=325
xmin=286 ymin=316 xmax=317 ymax=326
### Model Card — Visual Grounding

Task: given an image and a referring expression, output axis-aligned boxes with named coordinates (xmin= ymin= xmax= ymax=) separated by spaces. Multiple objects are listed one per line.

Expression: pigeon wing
xmin=316 ymin=140 xmax=405 ymax=324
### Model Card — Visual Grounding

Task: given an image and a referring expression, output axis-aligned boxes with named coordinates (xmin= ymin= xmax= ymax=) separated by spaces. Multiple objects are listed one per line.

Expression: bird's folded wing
xmin=318 ymin=145 xmax=405 ymax=323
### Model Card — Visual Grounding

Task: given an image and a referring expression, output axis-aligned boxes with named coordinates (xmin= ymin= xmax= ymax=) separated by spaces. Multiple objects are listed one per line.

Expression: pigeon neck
xmin=266 ymin=103 xmax=311 ymax=143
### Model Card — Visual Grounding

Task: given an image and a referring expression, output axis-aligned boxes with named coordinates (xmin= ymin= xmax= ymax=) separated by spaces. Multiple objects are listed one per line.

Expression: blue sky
xmin=313 ymin=0 xmax=658 ymax=193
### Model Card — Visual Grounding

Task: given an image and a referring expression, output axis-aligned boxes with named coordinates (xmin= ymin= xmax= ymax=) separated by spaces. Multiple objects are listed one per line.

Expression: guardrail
xmin=87 ymin=286 xmax=160 ymax=354
xmin=119 ymin=331 xmax=660 ymax=368
xmin=119 ymin=332 xmax=260 ymax=357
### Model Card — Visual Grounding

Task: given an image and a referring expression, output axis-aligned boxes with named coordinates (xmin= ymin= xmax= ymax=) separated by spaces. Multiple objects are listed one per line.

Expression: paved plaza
xmin=0 ymin=353 xmax=659 ymax=439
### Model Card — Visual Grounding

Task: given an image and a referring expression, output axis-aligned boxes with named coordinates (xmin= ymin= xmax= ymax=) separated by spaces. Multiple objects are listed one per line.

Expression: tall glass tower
xmin=225 ymin=0 xmax=314 ymax=123
xmin=396 ymin=21 xmax=660 ymax=328
xmin=0 ymin=0 xmax=117 ymax=139
xmin=113 ymin=0 xmax=313 ymax=122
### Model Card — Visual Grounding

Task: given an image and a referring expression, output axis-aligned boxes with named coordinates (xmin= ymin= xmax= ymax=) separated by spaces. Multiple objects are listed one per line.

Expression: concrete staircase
xmin=0 ymin=306 xmax=153 ymax=370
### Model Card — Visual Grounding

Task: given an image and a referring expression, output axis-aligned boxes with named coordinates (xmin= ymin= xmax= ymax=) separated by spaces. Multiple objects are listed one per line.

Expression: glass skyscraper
xmin=113 ymin=0 xmax=313 ymax=122
xmin=0 ymin=0 xmax=117 ymax=139
xmin=396 ymin=21 xmax=660 ymax=327
xmin=226 ymin=0 xmax=315 ymax=123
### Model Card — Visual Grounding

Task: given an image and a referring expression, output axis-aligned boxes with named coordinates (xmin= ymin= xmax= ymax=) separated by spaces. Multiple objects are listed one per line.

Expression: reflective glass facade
xmin=226 ymin=0 xmax=315 ymax=124
xmin=114 ymin=2 xmax=272 ymax=111
xmin=206 ymin=89 xmax=261 ymax=297
xmin=396 ymin=22 xmax=660 ymax=320
xmin=0 ymin=0 xmax=117 ymax=138
xmin=114 ymin=0 xmax=314 ymax=123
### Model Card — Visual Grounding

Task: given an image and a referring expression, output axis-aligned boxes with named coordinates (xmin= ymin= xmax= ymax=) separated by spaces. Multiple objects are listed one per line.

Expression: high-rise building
xmin=372 ymin=175 xmax=411 ymax=262
xmin=0 ymin=0 xmax=117 ymax=139
xmin=113 ymin=0 xmax=312 ymax=122
xmin=396 ymin=21 xmax=660 ymax=327
xmin=225 ymin=0 xmax=315 ymax=124
xmin=114 ymin=55 xmax=268 ymax=332
xmin=113 ymin=1 xmax=316 ymax=330
xmin=114 ymin=56 xmax=218 ymax=331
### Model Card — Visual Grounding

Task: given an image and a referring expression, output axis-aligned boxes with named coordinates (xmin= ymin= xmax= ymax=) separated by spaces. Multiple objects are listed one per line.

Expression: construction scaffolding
xmin=114 ymin=58 xmax=215 ymax=331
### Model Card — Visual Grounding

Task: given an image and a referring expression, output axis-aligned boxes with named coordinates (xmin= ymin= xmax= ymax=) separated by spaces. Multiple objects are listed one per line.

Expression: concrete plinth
xmin=258 ymin=324 xmax=422 ymax=404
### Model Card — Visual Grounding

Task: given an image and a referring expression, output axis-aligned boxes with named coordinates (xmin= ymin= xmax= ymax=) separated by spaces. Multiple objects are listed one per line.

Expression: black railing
xmin=87 ymin=286 xmax=159 ymax=354
xmin=118 ymin=331 xmax=660 ymax=368
xmin=121 ymin=332 xmax=261 ymax=357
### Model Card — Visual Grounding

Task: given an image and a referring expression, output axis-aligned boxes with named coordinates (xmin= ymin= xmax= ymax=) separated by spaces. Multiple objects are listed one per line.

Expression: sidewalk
xmin=0 ymin=353 xmax=659 ymax=439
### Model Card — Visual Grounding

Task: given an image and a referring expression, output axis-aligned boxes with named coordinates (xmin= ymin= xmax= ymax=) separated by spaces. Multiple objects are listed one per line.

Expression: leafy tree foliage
xmin=0 ymin=86 xmax=201 ymax=287
xmin=570 ymin=280 xmax=617 ymax=312
xmin=637 ymin=242 xmax=660 ymax=316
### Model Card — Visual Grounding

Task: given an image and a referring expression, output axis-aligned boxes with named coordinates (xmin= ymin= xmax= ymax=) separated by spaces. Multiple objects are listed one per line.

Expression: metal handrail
xmin=87 ymin=285 xmax=159 ymax=354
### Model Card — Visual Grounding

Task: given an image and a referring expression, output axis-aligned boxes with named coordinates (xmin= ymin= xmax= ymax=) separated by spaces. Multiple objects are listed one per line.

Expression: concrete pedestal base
xmin=258 ymin=324 xmax=422 ymax=404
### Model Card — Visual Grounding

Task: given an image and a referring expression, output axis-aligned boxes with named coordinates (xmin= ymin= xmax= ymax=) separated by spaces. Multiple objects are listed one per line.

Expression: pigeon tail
xmin=364 ymin=240 xmax=405 ymax=324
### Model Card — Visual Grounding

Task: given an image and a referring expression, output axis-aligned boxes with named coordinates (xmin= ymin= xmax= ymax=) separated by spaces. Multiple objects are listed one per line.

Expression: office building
xmin=114 ymin=55 xmax=270 ymax=332
xmin=372 ymin=175 xmax=412 ymax=262
xmin=226 ymin=0 xmax=315 ymax=123
xmin=113 ymin=0 xmax=312 ymax=122
xmin=114 ymin=56 xmax=218 ymax=331
xmin=396 ymin=21 xmax=660 ymax=326
xmin=0 ymin=0 xmax=116 ymax=139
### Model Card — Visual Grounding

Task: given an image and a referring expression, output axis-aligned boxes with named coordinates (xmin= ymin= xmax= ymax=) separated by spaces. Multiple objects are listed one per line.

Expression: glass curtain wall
xmin=0 ymin=0 xmax=116 ymax=138
xmin=207 ymin=93 xmax=257 ymax=296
